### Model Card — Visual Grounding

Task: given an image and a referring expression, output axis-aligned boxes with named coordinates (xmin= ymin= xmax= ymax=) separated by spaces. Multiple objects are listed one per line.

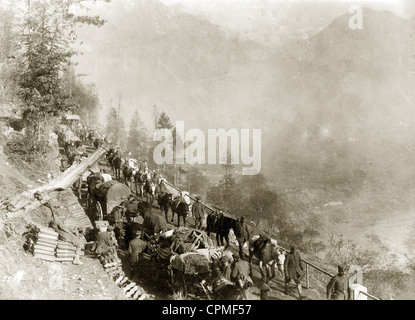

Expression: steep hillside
xmin=0 ymin=127 xmax=129 ymax=299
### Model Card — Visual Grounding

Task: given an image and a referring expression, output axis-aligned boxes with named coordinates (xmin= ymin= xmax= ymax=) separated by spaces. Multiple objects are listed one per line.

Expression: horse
xmin=106 ymin=147 xmax=115 ymax=166
xmin=122 ymin=163 xmax=134 ymax=187
xmin=120 ymin=197 xmax=148 ymax=221
xmin=170 ymin=197 xmax=191 ymax=228
xmin=86 ymin=172 xmax=104 ymax=209
xmin=248 ymin=234 xmax=280 ymax=283
xmin=206 ymin=211 xmax=220 ymax=237
xmin=206 ymin=212 xmax=237 ymax=247
xmin=157 ymin=192 xmax=173 ymax=221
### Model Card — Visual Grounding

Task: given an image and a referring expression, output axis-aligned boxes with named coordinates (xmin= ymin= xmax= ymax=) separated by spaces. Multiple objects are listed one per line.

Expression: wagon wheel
xmin=96 ymin=201 xmax=103 ymax=221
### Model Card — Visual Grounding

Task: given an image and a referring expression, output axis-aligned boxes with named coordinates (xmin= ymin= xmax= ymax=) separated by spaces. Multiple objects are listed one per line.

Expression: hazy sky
xmin=159 ymin=0 xmax=414 ymax=39
xmin=73 ymin=0 xmax=414 ymax=133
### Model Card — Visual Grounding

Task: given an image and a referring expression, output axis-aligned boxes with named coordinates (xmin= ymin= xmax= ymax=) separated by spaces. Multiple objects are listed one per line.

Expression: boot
xmin=73 ymin=255 xmax=83 ymax=265
xmin=284 ymin=283 xmax=289 ymax=295
xmin=297 ymin=284 xmax=306 ymax=299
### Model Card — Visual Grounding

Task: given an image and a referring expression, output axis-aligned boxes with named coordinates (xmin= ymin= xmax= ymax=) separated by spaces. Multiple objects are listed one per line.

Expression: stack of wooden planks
xmin=33 ymin=226 xmax=58 ymax=262
xmin=113 ymin=275 xmax=148 ymax=300
xmin=71 ymin=204 xmax=93 ymax=229
xmin=98 ymin=250 xmax=122 ymax=276
xmin=95 ymin=220 xmax=109 ymax=231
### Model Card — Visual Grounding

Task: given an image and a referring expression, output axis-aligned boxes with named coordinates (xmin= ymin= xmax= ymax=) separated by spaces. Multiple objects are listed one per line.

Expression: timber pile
xmin=33 ymin=226 xmax=58 ymax=262
xmin=96 ymin=248 xmax=151 ymax=300
xmin=98 ymin=250 xmax=123 ymax=276
xmin=95 ymin=220 xmax=109 ymax=231
xmin=55 ymin=240 xmax=84 ymax=262
xmin=55 ymin=189 xmax=92 ymax=230
xmin=117 ymin=277 xmax=149 ymax=300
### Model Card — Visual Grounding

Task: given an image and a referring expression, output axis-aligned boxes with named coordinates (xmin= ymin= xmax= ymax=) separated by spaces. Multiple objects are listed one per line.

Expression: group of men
xmin=89 ymin=223 xmax=148 ymax=280
xmin=211 ymin=250 xmax=253 ymax=299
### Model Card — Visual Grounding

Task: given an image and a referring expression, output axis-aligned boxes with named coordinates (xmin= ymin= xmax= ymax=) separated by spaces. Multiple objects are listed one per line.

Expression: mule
xmin=120 ymin=197 xmax=148 ymax=221
xmin=248 ymin=235 xmax=279 ymax=283
xmin=206 ymin=212 xmax=237 ymax=247
xmin=157 ymin=192 xmax=173 ymax=221
xmin=122 ymin=164 xmax=134 ymax=187
xmin=171 ymin=198 xmax=190 ymax=228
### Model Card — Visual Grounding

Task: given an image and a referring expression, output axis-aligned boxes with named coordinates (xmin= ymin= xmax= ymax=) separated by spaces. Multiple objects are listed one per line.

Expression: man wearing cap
xmin=327 ymin=266 xmax=348 ymax=300
xmin=284 ymin=246 xmax=306 ymax=299
xmin=128 ymin=230 xmax=147 ymax=278
xmin=91 ymin=226 xmax=117 ymax=256
xmin=212 ymin=254 xmax=232 ymax=281
xmin=192 ymin=196 xmax=205 ymax=230
xmin=234 ymin=216 xmax=250 ymax=260
xmin=230 ymin=254 xmax=253 ymax=300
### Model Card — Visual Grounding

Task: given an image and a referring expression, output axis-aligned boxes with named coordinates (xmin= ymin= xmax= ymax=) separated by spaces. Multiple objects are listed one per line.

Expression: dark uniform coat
xmin=284 ymin=250 xmax=304 ymax=281
xmin=128 ymin=238 xmax=147 ymax=263
xmin=91 ymin=231 xmax=116 ymax=254
xmin=192 ymin=201 xmax=205 ymax=219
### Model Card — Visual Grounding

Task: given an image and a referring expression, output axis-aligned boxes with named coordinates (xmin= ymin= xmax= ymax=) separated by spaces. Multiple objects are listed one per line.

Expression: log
xmin=34 ymin=245 xmax=56 ymax=252
xmin=126 ymin=286 xmax=139 ymax=298
xmin=56 ymin=243 xmax=77 ymax=249
xmin=119 ymin=277 xmax=129 ymax=286
xmin=123 ymin=282 xmax=136 ymax=293
xmin=37 ymin=233 xmax=58 ymax=241
xmin=35 ymin=241 xmax=58 ymax=249
xmin=55 ymin=257 xmax=74 ymax=262
xmin=34 ymin=254 xmax=56 ymax=262
xmin=6 ymin=147 xmax=107 ymax=218
xmin=132 ymin=290 xmax=143 ymax=300
xmin=36 ymin=238 xmax=58 ymax=245
xmin=34 ymin=248 xmax=55 ymax=256
xmin=33 ymin=225 xmax=59 ymax=237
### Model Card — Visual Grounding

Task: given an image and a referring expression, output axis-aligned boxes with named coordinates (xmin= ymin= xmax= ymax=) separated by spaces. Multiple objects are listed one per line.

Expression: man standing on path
xmin=128 ymin=230 xmax=147 ymax=279
xmin=234 ymin=216 xmax=250 ymax=260
xmin=327 ymin=266 xmax=348 ymax=300
xmin=124 ymin=218 xmax=134 ymax=250
xmin=284 ymin=246 xmax=306 ymax=299
xmin=192 ymin=196 xmax=205 ymax=230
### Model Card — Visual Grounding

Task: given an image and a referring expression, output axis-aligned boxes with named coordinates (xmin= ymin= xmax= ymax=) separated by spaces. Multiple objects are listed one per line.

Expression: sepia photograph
xmin=0 ymin=0 xmax=414 ymax=304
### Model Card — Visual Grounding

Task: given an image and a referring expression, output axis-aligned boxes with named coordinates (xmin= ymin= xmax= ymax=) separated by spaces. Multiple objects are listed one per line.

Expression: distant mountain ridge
xmin=75 ymin=3 xmax=415 ymax=191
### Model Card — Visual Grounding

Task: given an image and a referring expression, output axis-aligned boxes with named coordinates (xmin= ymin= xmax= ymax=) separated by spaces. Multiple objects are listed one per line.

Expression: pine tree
xmin=157 ymin=111 xmax=173 ymax=129
xmin=11 ymin=0 xmax=106 ymax=140
xmin=105 ymin=107 xmax=119 ymax=143
xmin=127 ymin=109 xmax=148 ymax=159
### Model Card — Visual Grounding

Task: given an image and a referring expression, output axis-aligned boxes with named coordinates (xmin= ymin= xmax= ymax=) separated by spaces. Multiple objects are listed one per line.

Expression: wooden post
xmin=306 ymin=263 xmax=310 ymax=289
xmin=77 ymin=176 xmax=82 ymax=200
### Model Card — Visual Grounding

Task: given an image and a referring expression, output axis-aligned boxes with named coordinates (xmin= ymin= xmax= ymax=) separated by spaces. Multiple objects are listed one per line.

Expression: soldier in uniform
xmin=327 ymin=266 xmax=348 ymax=300
xmin=128 ymin=230 xmax=147 ymax=278
xmin=284 ymin=246 xmax=306 ymax=299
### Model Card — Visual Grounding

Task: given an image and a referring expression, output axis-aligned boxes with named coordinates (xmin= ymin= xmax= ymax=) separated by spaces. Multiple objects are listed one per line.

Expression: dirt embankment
xmin=0 ymin=139 xmax=131 ymax=300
